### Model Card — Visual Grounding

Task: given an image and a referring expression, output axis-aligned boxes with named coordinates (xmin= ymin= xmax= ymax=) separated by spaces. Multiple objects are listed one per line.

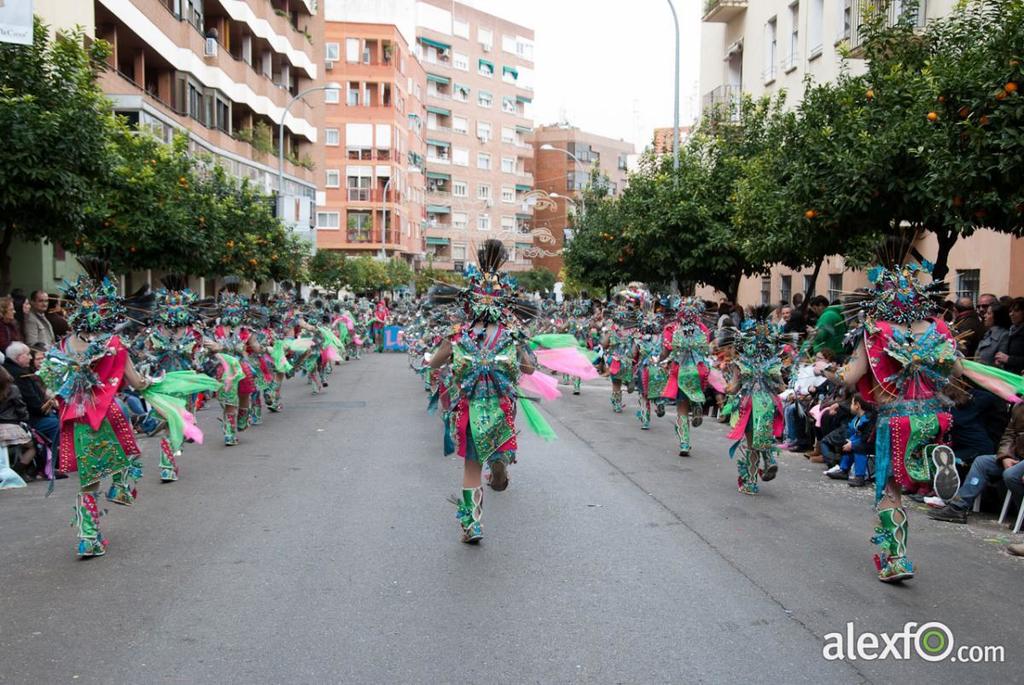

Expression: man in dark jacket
xmin=954 ymin=297 xmax=985 ymax=359
xmin=995 ymin=298 xmax=1024 ymax=374
xmin=929 ymin=401 xmax=1024 ymax=523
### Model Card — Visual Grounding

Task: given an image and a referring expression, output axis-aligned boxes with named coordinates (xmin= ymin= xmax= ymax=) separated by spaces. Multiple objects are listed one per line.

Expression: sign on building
xmin=0 ymin=0 xmax=33 ymax=46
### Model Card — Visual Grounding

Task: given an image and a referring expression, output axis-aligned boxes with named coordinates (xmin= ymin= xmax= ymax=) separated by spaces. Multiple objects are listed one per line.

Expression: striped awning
xmin=427 ymin=204 xmax=451 ymax=214
xmin=426 ymin=138 xmax=450 ymax=148
xmin=516 ymin=95 xmax=532 ymax=103
xmin=425 ymin=105 xmax=451 ymax=117
xmin=515 ymin=242 xmax=532 ymax=249
xmin=419 ymin=36 xmax=450 ymax=52
xmin=426 ymin=236 xmax=450 ymax=246
xmin=426 ymin=73 xmax=450 ymax=84
xmin=503 ymin=66 xmax=519 ymax=79
xmin=426 ymin=171 xmax=451 ymax=180
xmin=515 ymin=184 xmax=531 ymax=192
xmin=515 ymin=125 xmax=532 ymax=134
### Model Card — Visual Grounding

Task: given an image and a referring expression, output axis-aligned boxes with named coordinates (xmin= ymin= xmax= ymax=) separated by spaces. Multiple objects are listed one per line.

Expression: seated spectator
xmin=994 ymin=298 xmax=1024 ymax=374
xmin=947 ymin=385 xmax=1003 ymax=466
xmin=0 ymin=366 xmax=38 ymax=481
xmin=976 ymin=301 xmax=1011 ymax=365
xmin=807 ymin=296 xmax=847 ymax=359
xmin=823 ymin=393 xmax=875 ymax=487
xmin=954 ymin=297 xmax=985 ymax=359
xmin=45 ymin=297 xmax=70 ymax=339
xmin=3 ymin=342 xmax=60 ymax=470
xmin=928 ymin=401 xmax=1024 ymax=523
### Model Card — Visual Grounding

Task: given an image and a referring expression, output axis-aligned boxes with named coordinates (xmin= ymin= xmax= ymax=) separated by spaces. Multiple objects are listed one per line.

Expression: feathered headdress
xmin=218 ymin=293 xmax=250 ymax=327
xmin=428 ymin=239 xmax=538 ymax=324
xmin=154 ymin=289 xmax=199 ymax=327
xmin=844 ymin=262 xmax=948 ymax=327
xmin=60 ymin=276 xmax=126 ymax=333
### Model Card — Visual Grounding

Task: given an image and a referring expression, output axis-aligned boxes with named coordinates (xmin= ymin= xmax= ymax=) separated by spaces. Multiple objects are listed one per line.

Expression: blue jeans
xmin=838 ymin=451 xmax=868 ymax=478
xmin=951 ymin=454 xmax=1024 ymax=511
xmin=119 ymin=395 xmax=159 ymax=434
xmin=785 ymin=403 xmax=808 ymax=446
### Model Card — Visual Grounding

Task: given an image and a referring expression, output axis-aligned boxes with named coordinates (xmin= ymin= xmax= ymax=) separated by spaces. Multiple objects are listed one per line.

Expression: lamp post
xmin=277 ymin=82 xmax=342 ymax=228
xmin=540 ymin=143 xmax=587 ymax=218
xmin=666 ymin=0 xmax=681 ymax=174
xmin=379 ymin=175 xmax=394 ymax=261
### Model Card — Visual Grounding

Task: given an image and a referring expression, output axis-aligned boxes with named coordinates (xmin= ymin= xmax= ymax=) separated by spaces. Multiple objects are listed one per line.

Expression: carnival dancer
xmin=203 ymin=293 xmax=258 ymax=446
xmin=723 ymin=314 xmax=788 ymax=495
xmin=145 ymin=287 xmax=204 ymax=481
xmin=660 ymin=298 xmax=713 ymax=457
xmin=371 ymin=298 xmax=390 ymax=353
xmin=39 ymin=276 xmax=217 ymax=557
xmin=427 ymin=240 xmax=590 ymax=544
xmin=826 ymin=262 xmax=962 ymax=583
xmin=603 ymin=304 xmax=639 ymax=414
xmin=634 ymin=316 xmax=669 ymax=430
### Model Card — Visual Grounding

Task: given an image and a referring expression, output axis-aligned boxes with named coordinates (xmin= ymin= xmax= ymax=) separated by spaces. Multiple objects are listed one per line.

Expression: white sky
xmin=465 ymin=0 xmax=703 ymax=151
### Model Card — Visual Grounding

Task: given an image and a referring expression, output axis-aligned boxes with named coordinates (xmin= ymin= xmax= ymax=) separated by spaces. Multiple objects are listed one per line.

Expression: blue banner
xmin=383 ymin=325 xmax=408 ymax=352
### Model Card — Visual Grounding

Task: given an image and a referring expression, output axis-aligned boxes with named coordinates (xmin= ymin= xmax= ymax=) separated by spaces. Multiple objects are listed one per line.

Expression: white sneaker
xmin=823 ymin=465 xmax=842 ymax=476
xmin=923 ymin=495 xmax=946 ymax=508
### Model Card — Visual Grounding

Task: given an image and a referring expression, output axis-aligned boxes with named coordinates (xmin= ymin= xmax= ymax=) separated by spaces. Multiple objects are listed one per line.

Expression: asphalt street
xmin=1 ymin=353 xmax=1022 ymax=684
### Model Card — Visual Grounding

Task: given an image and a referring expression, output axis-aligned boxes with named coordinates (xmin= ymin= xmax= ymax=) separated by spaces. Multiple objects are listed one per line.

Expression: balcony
xmin=701 ymin=85 xmax=742 ymax=119
xmin=702 ymin=0 xmax=748 ymax=23
xmin=346 ymin=188 xmax=398 ymax=203
xmin=848 ymin=0 xmax=928 ymax=58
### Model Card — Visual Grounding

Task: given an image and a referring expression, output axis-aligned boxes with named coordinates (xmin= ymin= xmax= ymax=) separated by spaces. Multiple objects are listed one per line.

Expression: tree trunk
xmin=0 ymin=223 xmax=15 ymax=294
xmin=802 ymin=256 xmax=825 ymax=314
xmin=727 ymin=273 xmax=741 ymax=304
xmin=930 ymin=228 xmax=959 ymax=282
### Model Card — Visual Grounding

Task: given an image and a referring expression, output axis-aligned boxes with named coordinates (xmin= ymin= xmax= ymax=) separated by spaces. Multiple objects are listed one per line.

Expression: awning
xmin=426 ymin=138 xmax=450 ymax=148
xmin=407 ymin=112 xmax=420 ymax=120
xmin=419 ymin=36 xmax=451 ymax=52
xmin=478 ymin=58 xmax=494 ymax=72
xmin=426 ymin=73 xmax=450 ymax=84
xmin=515 ymin=184 xmax=531 ymax=192
xmin=516 ymin=213 xmax=533 ymax=219
xmin=425 ymin=105 xmax=451 ymax=116
xmin=515 ymin=242 xmax=532 ymax=249
xmin=426 ymin=236 xmax=450 ymax=246
xmin=426 ymin=171 xmax=451 ymax=180
xmin=427 ymin=205 xmax=451 ymax=214
xmin=516 ymin=95 xmax=532 ymax=103
xmin=515 ymin=124 xmax=532 ymax=134
xmin=502 ymin=66 xmax=519 ymax=79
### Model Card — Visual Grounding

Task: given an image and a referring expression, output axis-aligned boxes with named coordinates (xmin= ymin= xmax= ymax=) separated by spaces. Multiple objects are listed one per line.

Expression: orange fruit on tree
xmin=996 ymin=90 xmax=1007 ymax=101
xmin=958 ymin=106 xmax=971 ymax=119
xmin=937 ymin=95 xmax=946 ymax=103
xmin=927 ymin=111 xmax=939 ymax=122
xmin=1006 ymin=82 xmax=1018 ymax=93
xmin=980 ymin=115 xmax=991 ymax=126
xmin=804 ymin=209 xmax=817 ymax=220
xmin=866 ymin=89 xmax=875 ymax=100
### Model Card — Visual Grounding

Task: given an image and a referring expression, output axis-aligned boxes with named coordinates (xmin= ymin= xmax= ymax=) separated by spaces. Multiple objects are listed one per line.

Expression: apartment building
xmin=324 ymin=0 xmax=537 ymax=273
xmin=528 ymin=125 xmax=634 ymax=275
xmin=698 ymin=0 xmax=1024 ymax=304
xmin=650 ymin=126 xmax=692 ymax=156
xmin=19 ymin=0 xmax=322 ymax=294
xmin=316 ymin=22 xmax=426 ymax=262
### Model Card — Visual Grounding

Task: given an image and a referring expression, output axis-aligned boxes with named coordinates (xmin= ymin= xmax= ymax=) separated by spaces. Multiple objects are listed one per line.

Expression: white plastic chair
xmin=998 ymin=491 xmax=1024 ymax=534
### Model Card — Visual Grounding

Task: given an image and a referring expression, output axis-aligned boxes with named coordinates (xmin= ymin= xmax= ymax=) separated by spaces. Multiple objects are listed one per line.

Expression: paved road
xmin=1 ymin=354 xmax=1021 ymax=683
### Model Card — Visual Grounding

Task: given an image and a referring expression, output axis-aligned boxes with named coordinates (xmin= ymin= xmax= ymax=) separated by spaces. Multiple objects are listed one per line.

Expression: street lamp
xmin=666 ymin=0 xmax=681 ymax=174
xmin=277 ymin=81 xmax=342 ymax=215
xmin=540 ymin=143 xmax=588 ymax=217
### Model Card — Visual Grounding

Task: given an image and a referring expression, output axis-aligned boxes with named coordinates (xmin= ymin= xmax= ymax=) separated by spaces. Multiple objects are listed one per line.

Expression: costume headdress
xmin=845 ymin=262 xmax=948 ymax=327
xmin=218 ymin=293 xmax=249 ymax=327
xmin=60 ymin=276 xmax=126 ymax=333
xmin=675 ymin=297 xmax=706 ymax=325
xmin=154 ymin=289 xmax=199 ymax=327
xmin=428 ymin=239 xmax=538 ymax=325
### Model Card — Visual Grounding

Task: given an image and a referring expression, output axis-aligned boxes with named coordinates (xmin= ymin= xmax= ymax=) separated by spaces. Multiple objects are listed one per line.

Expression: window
xmin=346 ymin=172 xmax=371 ymax=201
xmin=316 ymin=211 xmax=340 ymax=229
xmin=452 ymin=116 xmax=468 ymax=134
xmin=325 ymin=128 xmax=340 ymax=146
xmin=345 ymin=38 xmax=360 ymax=63
xmin=453 ymin=19 xmax=469 ymax=39
xmin=828 ymin=273 xmax=843 ymax=303
xmin=803 ymin=273 xmax=815 ymax=298
xmin=453 ymin=212 xmax=468 ymax=229
xmin=956 ymin=269 xmax=981 ymax=303
xmin=780 ymin=274 xmax=792 ymax=305
xmin=501 ymin=216 xmax=516 ymax=232
xmin=478 ymin=27 xmax=493 ymax=50
xmin=325 ymin=87 xmax=340 ymax=104
xmin=478 ymin=59 xmax=494 ymax=77
xmin=808 ymin=0 xmax=824 ymax=56
xmin=760 ymin=276 xmax=772 ymax=306
xmin=477 ymin=214 xmax=491 ymax=231
xmin=501 ymin=126 xmax=515 ymax=144
xmin=325 ymin=169 xmax=340 ymax=188
xmin=501 ymin=96 xmax=517 ymax=113
xmin=347 ymin=212 xmax=371 ymax=241
xmin=477 ymin=153 xmax=491 ymax=170
xmin=566 ymin=171 xmax=585 ymax=191
xmin=325 ymin=42 xmax=340 ymax=62
xmin=787 ymin=2 xmax=799 ymax=70
xmin=501 ymin=186 xmax=515 ymax=203
xmin=764 ymin=17 xmax=778 ymax=83
xmin=839 ymin=0 xmax=852 ymax=41
xmin=478 ymin=90 xmax=493 ymax=107
xmin=501 ymin=156 xmax=515 ymax=173
xmin=453 ymin=52 xmax=469 ymax=71
xmin=453 ymin=181 xmax=468 ymax=197
xmin=453 ymin=244 xmax=467 ymax=261
xmin=453 ymin=147 xmax=469 ymax=166
xmin=477 ymin=183 xmax=491 ymax=200
xmin=452 ymin=83 xmax=470 ymax=102
xmin=476 ymin=121 xmax=491 ymax=141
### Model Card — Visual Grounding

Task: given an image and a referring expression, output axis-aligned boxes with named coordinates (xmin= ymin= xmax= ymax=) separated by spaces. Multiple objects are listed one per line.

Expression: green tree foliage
xmin=0 ymin=18 xmax=115 ymax=290
xmin=384 ymin=257 xmax=414 ymax=289
xmin=307 ymin=249 xmax=346 ymax=292
xmin=342 ymin=256 xmax=388 ymax=294
xmin=515 ymin=268 xmax=557 ymax=294
xmin=562 ymin=172 xmax=631 ymax=297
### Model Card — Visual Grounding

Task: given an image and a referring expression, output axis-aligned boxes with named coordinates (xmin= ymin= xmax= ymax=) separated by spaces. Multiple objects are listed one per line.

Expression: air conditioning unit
xmin=204 ymin=37 xmax=218 ymax=58
xmin=325 ymin=60 xmax=334 ymax=71
xmin=484 ymin=199 xmax=493 ymax=208
xmin=480 ymin=42 xmax=491 ymax=52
